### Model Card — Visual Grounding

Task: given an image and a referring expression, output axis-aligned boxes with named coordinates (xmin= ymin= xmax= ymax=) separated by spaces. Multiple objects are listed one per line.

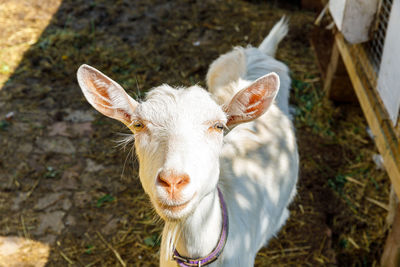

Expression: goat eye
xmin=213 ymin=122 xmax=224 ymax=132
xmin=132 ymin=120 xmax=144 ymax=130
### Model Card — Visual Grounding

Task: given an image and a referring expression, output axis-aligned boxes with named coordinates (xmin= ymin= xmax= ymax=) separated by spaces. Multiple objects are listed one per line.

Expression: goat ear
xmin=77 ymin=64 xmax=138 ymax=130
xmin=224 ymin=72 xmax=279 ymax=128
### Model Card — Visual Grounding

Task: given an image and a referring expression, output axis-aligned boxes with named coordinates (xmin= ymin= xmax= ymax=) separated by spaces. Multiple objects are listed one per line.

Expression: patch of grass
xmin=44 ymin=166 xmax=59 ymax=179
xmin=328 ymin=174 xmax=347 ymax=195
xmin=144 ymin=233 xmax=161 ymax=248
xmin=96 ymin=194 xmax=115 ymax=207
xmin=84 ymin=245 xmax=94 ymax=254
xmin=339 ymin=238 xmax=349 ymax=249
xmin=292 ymin=77 xmax=335 ymax=137
xmin=0 ymin=120 xmax=9 ymax=130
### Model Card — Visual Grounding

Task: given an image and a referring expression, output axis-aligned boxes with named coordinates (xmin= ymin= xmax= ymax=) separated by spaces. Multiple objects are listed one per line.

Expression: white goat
xmin=77 ymin=17 xmax=298 ymax=266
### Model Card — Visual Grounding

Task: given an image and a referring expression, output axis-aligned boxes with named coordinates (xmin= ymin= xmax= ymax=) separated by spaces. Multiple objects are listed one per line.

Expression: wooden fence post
xmin=381 ymin=203 xmax=400 ymax=267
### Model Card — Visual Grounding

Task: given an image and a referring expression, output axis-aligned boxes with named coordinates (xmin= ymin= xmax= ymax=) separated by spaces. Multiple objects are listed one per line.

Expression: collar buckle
xmin=173 ymin=254 xmax=189 ymax=263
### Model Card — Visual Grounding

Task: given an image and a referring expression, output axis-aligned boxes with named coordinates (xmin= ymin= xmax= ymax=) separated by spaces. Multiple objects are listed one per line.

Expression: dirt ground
xmin=0 ymin=0 xmax=391 ymax=266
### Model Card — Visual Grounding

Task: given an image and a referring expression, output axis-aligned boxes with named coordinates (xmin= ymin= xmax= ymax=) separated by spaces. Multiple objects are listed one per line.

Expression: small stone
xmin=51 ymin=171 xmax=79 ymax=191
xmin=17 ymin=143 xmax=33 ymax=154
xmin=35 ymin=211 xmax=66 ymax=236
xmin=11 ymin=192 xmax=28 ymax=211
xmin=45 ymin=194 xmax=72 ymax=212
xmin=85 ymin=159 xmax=105 ymax=173
xmin=65 ymin=110 xmax=95 ymax=122
xmin=71 ymin=122 xmax=93 ymax=136
xmin=110 ymin=181 xmax=127 ymax=193
xmin=34 ymin=193 xmax=65 ymax=210
xmin=65 ymin=215 xmax=76 ymax=226
xmin=34 ymin=193 xmax=64 ymax=210
xmin=73 ymin=192 xmax=93 ymax=208
xmin=48 ymin=122 xmax=70 ymax=137
xmin=81 ymin=173 xmax=102 ymax=189
xmin=102 ymin=218 xmax=120 ymax=235
xmin=80 ymin=175 xmax=91 ymax=189
xmin=61 ymin=198 xmax=72 ymax=211
xmin=36 ymin=137 xmax=76 ymax=154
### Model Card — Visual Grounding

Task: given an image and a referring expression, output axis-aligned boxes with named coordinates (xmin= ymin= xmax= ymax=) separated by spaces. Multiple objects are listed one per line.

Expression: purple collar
xmin=173 ymin=187 xmax=229 ymax=267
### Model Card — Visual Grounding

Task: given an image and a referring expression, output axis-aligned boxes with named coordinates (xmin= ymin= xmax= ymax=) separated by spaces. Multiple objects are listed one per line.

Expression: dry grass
xmin=0 ymin=0 xmax=62 ymax=87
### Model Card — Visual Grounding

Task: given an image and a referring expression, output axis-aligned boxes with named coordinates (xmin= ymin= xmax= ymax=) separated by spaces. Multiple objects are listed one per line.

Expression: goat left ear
xmin=77 ymin=64 xmax=139 ymax=131
xmin=224 ymin=72 xmax=280 ymax=128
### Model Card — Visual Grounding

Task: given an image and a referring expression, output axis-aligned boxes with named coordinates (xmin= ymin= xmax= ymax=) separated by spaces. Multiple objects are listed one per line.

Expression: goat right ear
xmin=77 ymin=64 xmax=138 ymax=131
xmin=224 ymin=72 xmax=280 ymax=129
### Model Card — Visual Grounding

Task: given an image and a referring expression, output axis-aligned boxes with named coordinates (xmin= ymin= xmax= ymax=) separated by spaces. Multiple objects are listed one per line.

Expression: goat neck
xmin=170 ymin=187 xmax=223 ymax=260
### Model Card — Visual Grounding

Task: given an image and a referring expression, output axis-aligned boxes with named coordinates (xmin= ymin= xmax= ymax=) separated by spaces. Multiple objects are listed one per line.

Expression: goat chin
xmin=155 ymin=194 xmax=198 ymax=221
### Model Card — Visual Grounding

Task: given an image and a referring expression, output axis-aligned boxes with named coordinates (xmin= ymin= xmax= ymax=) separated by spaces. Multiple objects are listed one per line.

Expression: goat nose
xmin=157 ymin=170 xmax=190 ymax=193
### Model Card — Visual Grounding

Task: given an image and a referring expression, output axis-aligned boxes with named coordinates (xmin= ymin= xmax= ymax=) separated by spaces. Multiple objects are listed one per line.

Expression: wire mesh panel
xmin=348 ymin=0 xmax=400 ymax=132
xmin=363 ymin=0 xmax=393 ymax=72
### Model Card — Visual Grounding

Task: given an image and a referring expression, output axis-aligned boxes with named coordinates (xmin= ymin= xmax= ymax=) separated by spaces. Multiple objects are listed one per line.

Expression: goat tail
xmin=258 ymin=16 xmax=289 ymax=57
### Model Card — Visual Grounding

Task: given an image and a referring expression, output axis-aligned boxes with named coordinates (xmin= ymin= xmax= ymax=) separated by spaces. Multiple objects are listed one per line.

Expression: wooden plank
xmin=324 ymin=41 xmax=357 ymax=102
xmin=335 ymin=32 xmax=400 ymax=200
xmin=310 ymin=26 xmax=356 ymax=102
xmin=397 ymin=119 xmax=400 ymax=139
xmin=323 ymin=40 xmax=340 ymax=94
xmin=381 ymin=203 xmax=400 ymax=267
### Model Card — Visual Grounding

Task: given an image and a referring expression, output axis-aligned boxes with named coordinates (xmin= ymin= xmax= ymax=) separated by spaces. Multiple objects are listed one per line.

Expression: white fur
xmin=258 ymin=16 xmax=289 ymax=57
xmin=77 ymin=17 xmax=298 ymax=267
xmin=208 ymin=18 xmax=291 ymax=116
xmin=158 ymin=18 xmax=297 ymax=266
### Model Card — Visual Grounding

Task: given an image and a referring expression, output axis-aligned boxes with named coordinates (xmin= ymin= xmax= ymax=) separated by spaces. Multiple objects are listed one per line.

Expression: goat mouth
xmin=159 ymin=201 xmax=189 ymax=212
xmin=157 ymin=194 xmax=196 ymax=213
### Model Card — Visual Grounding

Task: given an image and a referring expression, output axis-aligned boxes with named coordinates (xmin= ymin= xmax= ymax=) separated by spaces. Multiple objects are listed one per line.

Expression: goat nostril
xmin=157 ymin=174 xmax=170 ymax=188
xmin=176 ymin=174 xmax=190 ymax=189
